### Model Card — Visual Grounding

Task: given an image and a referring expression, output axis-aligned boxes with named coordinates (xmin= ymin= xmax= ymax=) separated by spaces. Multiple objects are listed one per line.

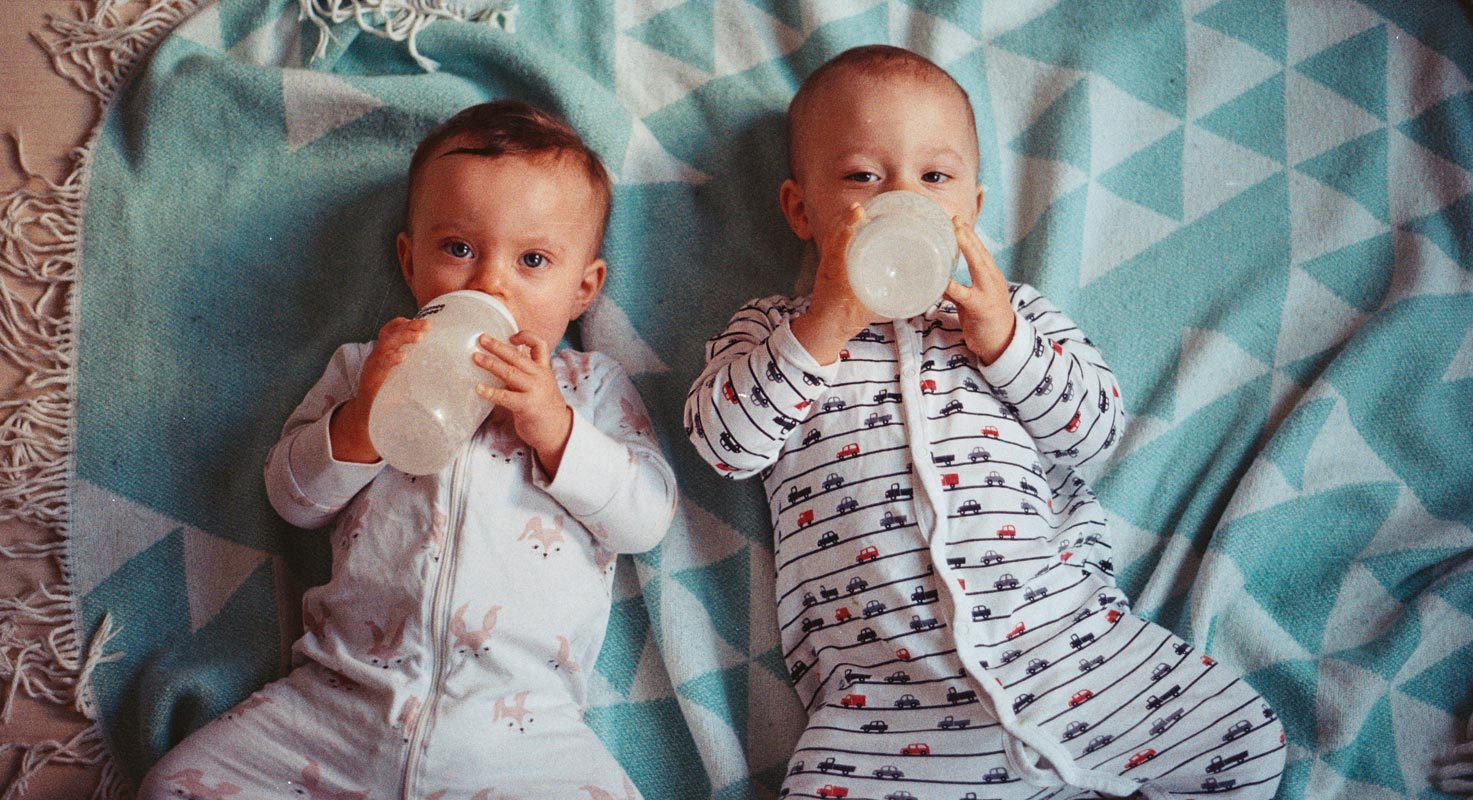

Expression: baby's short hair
xmin=406 ymin=100 xmax=613 ymax=246
xmin=787 ymin=45 xmax=976 ymax=177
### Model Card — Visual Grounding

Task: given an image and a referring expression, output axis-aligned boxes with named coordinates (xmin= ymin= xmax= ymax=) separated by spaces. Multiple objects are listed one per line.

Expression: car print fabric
xmin=139 ymin=345 xmax=675 ymax=800
xmin=685 ymin=286 xmax=1286 ymax=799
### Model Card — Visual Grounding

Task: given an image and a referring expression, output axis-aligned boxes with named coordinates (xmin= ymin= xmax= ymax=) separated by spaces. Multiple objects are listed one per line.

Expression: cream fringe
xmin=2 ymin=0 xmax=509 ymax=796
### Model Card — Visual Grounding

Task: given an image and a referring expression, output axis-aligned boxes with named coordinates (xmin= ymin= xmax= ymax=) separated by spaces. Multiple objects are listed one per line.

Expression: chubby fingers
xmin=471 ymin=332 xmax=551 ymax=393
xmin=371 ymin=317 xmax=429 ymax=363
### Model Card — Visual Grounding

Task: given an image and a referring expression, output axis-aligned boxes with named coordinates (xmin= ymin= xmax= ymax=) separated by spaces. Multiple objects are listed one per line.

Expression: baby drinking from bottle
xmin=140 ymin=100 xmax=675 ymax=799
xmin=685 ymin=46 xmax=1284 ymax=799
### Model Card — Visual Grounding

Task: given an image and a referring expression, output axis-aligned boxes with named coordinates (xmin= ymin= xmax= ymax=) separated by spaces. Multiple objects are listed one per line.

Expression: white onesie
xmin=685 ymin=285 xmax=1286 ymax=799
xmin=140 ymin=344 xmax=676 ymax=800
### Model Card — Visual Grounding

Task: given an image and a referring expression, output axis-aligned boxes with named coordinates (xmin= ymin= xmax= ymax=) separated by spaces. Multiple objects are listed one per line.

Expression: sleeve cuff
xmin=536 ymin=409 xmax=629 ymax=517
xmin=287 ymin=405 xmax=385 ymax=507
xmin=770 ymin=319 xmax=843 ymax=384
xmin=978 ymin=311 xmax=1037 ymax=386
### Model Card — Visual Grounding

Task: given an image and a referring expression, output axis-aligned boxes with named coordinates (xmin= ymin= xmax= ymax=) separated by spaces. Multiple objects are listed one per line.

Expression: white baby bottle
xmin=845 ymin=190 xmax=959 ymax=319
xmin=368 ymin=290 xmax=518 ymax=475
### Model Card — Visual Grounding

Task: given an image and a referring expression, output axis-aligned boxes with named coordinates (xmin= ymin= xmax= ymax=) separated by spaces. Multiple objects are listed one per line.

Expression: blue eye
xmin=922 ymin=171 xmax=948 ymax=183
xmin=519 ymin=252 xmax=547 ymax=268
xmin=846 ymin=172 xmax=879 ymax=183
xmin=445 ymin=241 xmax=472 ymax=258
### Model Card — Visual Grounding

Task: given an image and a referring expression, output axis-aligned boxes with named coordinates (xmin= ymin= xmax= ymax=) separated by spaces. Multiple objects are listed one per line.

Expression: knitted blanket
xmin=8 ymin=0 xmax=1471 ymax=797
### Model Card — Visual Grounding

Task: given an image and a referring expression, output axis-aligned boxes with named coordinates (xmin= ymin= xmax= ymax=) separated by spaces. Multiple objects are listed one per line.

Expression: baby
xmin=685 ymin=46 xmax=1286 ymax=799
xmin=141 ymin=100 xmax=675 ymax=799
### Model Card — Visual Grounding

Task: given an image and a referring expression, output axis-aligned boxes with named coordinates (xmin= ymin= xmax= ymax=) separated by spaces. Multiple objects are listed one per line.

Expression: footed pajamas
xmin=141 ymin=345 xmax=676 ymax=800
xmin=685 ymin=286 xmax=1286 ymax=800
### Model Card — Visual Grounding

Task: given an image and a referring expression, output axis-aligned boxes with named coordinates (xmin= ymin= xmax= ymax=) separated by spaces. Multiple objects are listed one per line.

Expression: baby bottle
xmin=368 ymin=290 xmax=518 ymax=475
xmin=845 ymin=190 xmax=959 ymax=319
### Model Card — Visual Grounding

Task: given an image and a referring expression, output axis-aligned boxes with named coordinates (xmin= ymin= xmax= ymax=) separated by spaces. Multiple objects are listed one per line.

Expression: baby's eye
xmin=922 ymin=171 xmax=949 ymax=183
xmin=519 ymin=252 xmax=547 ymax=268
xmin=845 ymin=172 xmax=880 ymax=184
xmin=444 ymin=241 xmax=473 ymax=259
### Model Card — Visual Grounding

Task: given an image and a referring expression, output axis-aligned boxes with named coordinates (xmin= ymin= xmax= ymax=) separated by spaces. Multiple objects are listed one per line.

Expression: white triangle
xmin=980 ymin=0 xmax=1066 ymax=41
xmin=281 ymin=69 xmax=384 ymax=153
xmin=676 ymin=694 xmax=747 ymax=781
xmin=617 ymin=0 xmax=691 ymax=29
xmin=1288 ymin=169 xmax=1390 ymax=266
xmin=628 ymin=625 xmax=680 ymax=703
xmin=1217 ymin=454 xmax=1301 ymax=526
xmin=1101 ymin=510 xmax=1165 ymax=602
xmin=995 ymin=154 xmax=1087 ymax=248
xmin=1442 ymin=321 xmax=1473 ymax=383
xmin=715 ymin=0 xmax=803 ymax=79
xmin=798 ymin=0 xmax=885 ymax=37
xmin=1183 ymin=124 xmax=1282 ymax=224
xmin=1301 ymin=393 xmax=1401 ymax=494
xmin=71 ymin=480 xmax=195 ymax=599
xmin=1100 ymin=410 xmax=1174 ymax=464
xmin=1078 ymin=183 xmax=1178 ymax=288
xmin=1185 ymin=20 xmax=1281 ymax=123
xmin=1399 ymin=590 xmax=1473 ymax=685
xmin=983 ymin=46 xmax=1084 ymax=146
xmin=1388 ymin=21 xmax=1473 ymax=125
xmin=1175 ymin=327 xmax=1272 ymax=424
xmin=1307 ymin=756 xmax=1352 ymax=800
xmin=1286 ymin=0 xmax=1382 ymax=66
xmin=615 ymin=34 xmax=713 ymax=119
xmin=1287 ymin=70 xmax=1385 ymax=166
xmin=183 ymin=529 xmax=270 ymax=632
xmin=1316 ymin=658 xmax=1391 ymax=753
xmin=886 ymin=0 xmax=981 ymax=67
xmin=661 ymin=501 xmax=749 ymax=575
xmin=1188 ymin=551 xmax=1316 ymax=665
xmin=618 ymin=117 xmax=710 ymax=185
xmin=585 ymin=666 xmax=629 ymax=707
xmin=175 ymin=1 xmax=224 ymax=51
xmin=1381 ymin=227 xmax=1473 ymax=311
xmin=1319 ymin=563 xmax=1406 ymax=654
xmin=1393 ymin=691 xmax=1466 ymax=797
xmin=1090 ymin=76 xmax=1183 ymax=177
xmin=1362 ymin=485 xmax=1473 ymax=559
xmin=226 ymin=5 xmax=303 ymax=68
xmin=581 ymin=294 xmax=672 ymax=377
xmin=1273 ymin=267 xmax=1369 ymax=368
xmin=663 ymin=571 xmax=750 ymax=671
xmin=1389 ymin=127 xmax=1473 ymax=226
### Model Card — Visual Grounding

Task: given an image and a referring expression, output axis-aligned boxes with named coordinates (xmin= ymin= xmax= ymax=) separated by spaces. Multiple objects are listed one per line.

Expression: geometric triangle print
xmin=714 ymin=0 xmax=803 ymax=79
xmin=625 ymin=0 xmax=715 ymax=74
xmin=182 ymin=528 xmax=271 ymax=632
xmin=1008 ymin=77 xmax=1091 ymax=172
xmin=893 ymin=0 xmax=981 ymax=36
xmin=585 ymin=698 xmax=711 ymax=799
xmin=1194 ymin=0 xmax=1286 ymax=63
xmin=1244 ymin=658 xmax=1320 ymax=748
xmin=1360 ymin=547 xmax=1472 ymax=606
xmin=1198 ymin=72 xmax=1285 ymax=162
xmin=175 ymin=1 xmax=224 ymax=51
xmin=226 ymin=4 xmax=303 ymax=68
xmin=1097 ymin=126 xmax=1183 ymax=219
xmin=1399 ymin=92 xmax=1473 ymax=174
xmin=1295 ymin=24 xmax=1388 ymax=120
xmin=1264 ymin=396 xmax=1334 ymax=490
xmin=583 ymin=293 xmax=675 ymax=378
xmin=671 ymin=547 xmax=751 ymax=654
xmin=1296 ymin=128 xmax=1390 ymax=223
xmin=676 ymin=662 xmax=749 ymax=746
xmin=282 ymin=69 xmax=384 ymax=153
xmin=595 ymin=595 xmax=653 ymax=696
xmin=1325 ymin=604 xmax=1420 ymax=681
xmin=1321 ymin=692 xmax=1407 ymax=794
xmin=1402 ymin=191 xmax=1473 ymax=271
xmin=1442 ymin=319 xmax=1473 ymax=383
xmin=1298 ymin=232 xmax=1395 ymax=313
xmin=1398 ymin=641 xmax=1473 ymax=717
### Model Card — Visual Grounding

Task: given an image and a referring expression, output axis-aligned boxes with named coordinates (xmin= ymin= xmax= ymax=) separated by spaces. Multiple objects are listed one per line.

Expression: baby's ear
xmin=779 ymin=179 xmax=813 ymax=241
xmin=396 ymin=231 xmax=414 ymax=286
xmin=573 ymin=257 xmax=607 ymax=317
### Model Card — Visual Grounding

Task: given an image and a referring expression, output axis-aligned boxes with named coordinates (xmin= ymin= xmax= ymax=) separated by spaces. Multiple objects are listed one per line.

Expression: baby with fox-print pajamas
xmin=142 ymin=345 xmax=673 ymax=800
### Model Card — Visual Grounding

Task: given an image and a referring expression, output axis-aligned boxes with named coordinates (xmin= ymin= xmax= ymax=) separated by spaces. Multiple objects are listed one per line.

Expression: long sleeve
xmin=683 ymin=296 xmax=841 ymax=479
xmin=977 ymin=283 xmax=1125 ymax=470
xmin=263 ymin=342 xmax=386 ymax=529
xmin=534 ymin=353 xmax=677 ymax=554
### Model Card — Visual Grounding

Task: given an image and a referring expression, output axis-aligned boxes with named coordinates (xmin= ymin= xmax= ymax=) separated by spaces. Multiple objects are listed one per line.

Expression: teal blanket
xmin=67 ymin=1 xmax=1473 ymax=797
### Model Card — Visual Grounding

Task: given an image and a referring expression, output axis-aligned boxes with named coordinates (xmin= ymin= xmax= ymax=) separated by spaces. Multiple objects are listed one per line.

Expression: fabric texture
xmin=58 ymin=1 xmax=1473 ymax=798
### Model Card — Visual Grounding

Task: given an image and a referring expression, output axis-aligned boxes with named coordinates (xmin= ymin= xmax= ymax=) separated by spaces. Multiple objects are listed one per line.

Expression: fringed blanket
xmin=3 ymin=0 xmax=1472 ymax=797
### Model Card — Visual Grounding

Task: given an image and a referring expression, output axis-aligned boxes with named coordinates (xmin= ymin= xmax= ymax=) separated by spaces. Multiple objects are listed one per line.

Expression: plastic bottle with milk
xmin=368 ymin=290 xmax=518 ymax=475
xmin=845 ymin=190 xmax=959 ymax=320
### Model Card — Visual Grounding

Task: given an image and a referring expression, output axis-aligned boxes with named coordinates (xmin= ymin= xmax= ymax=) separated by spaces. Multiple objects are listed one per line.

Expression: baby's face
xmin=786 ymin=74 xmax=982 ymax=252
xmin=397 ymin=142 xmax=606 ymax=347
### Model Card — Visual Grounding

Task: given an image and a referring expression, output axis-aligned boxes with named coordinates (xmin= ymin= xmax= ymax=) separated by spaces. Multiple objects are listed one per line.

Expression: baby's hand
xmin=944 ymin=219 xmax=1015 ymax=366
xmin=473 ymin=331 xmax=574 ymax=476
xmin=330 ymin=316 xmax=429 ymax=463
xmin=792 ymin=202 xmax=874 ymax=364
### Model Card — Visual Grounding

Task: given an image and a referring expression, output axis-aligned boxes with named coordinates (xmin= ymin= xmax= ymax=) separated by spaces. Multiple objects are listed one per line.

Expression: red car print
xmin=835 ymin=608 xmax=852 ymax=622
xmin=840 ymin=694 xmax=867 ymax=708
xmin=921 ymin=379 xmax=937 ymax=392
xmin=716 ymin=463 xmax=736 ymax=472
xmin=722 ymin=383 xmax=737 ymax=403
xmin=1060 ymin=551 xmax=1073 ymax=562
xmin=941 ymin=473 xmax=959 ymax=489
xmin=1125 ymin=749 xmax=1156 ymax=770
xmin=982 ymin=426 xmax=1000 ymax=438
xmin=1202 ymin=655 xmax=1215 ymax=666
xmin=838 ymin=443 xmax=861 ymax=459
xmin=1052 ymin=340 xmax=1064 ymax=355
xmin=839 ymin=349 xmax=851 ymax=360
xmin=817 ymin=786 xmax=848 ymax=798
xmin=1066 ymin=413 xmax=1081 ymax=432
xmin=857 ymin=546 xmax=879 ymax=563
xmin=1107 ymin=609 xmax=1122 ymax=624
xmin=997 ymin=525 xmax=1016 ymax=539
xmin=1007 ymin=622 xmax=1026 ymax=639
xmin=795 ymin=399 xmax=811 ymax=410
xmin=900 ymin=743 xmax=930 ymax=756
xmin=1069 ymin=690 xmax=1094 ymax=707
xmin=896 ymin=648 xmax=912 ymax=661
xmin=797 ymin=510 xmax=815 ymax=527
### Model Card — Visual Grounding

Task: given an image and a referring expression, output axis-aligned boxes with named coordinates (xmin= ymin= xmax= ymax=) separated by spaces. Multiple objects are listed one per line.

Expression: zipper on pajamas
xmin=402 ymin=442 xmax=471 ymax=799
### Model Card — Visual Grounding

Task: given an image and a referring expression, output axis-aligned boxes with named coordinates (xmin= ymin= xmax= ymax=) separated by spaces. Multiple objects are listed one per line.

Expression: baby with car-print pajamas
xmin=685 ymin=46 xmax=1285 ymax=799
xmin=140 ymin=102 xmax=674 ymax=800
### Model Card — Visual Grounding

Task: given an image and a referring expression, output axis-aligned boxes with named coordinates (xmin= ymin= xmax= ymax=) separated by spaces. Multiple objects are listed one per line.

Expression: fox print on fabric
xmin=298 ymin=758 xmax=369 ymax=800
xmin=450 ymin=603 xmax=501 ymax=657
xmin=365 ymin=617 xmax=407 ymax=668
xmin=163 ymin=769 xmax=241 ymax=799
xmin=492 ymin=690 xmax=534 ymax=733
xmin=517 ymin=515 xmax=565 ymax=558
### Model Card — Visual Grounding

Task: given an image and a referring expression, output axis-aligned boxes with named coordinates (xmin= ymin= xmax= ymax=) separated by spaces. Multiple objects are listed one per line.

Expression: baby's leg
xmin=137 ymin=663 xmax=403 ymax=799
